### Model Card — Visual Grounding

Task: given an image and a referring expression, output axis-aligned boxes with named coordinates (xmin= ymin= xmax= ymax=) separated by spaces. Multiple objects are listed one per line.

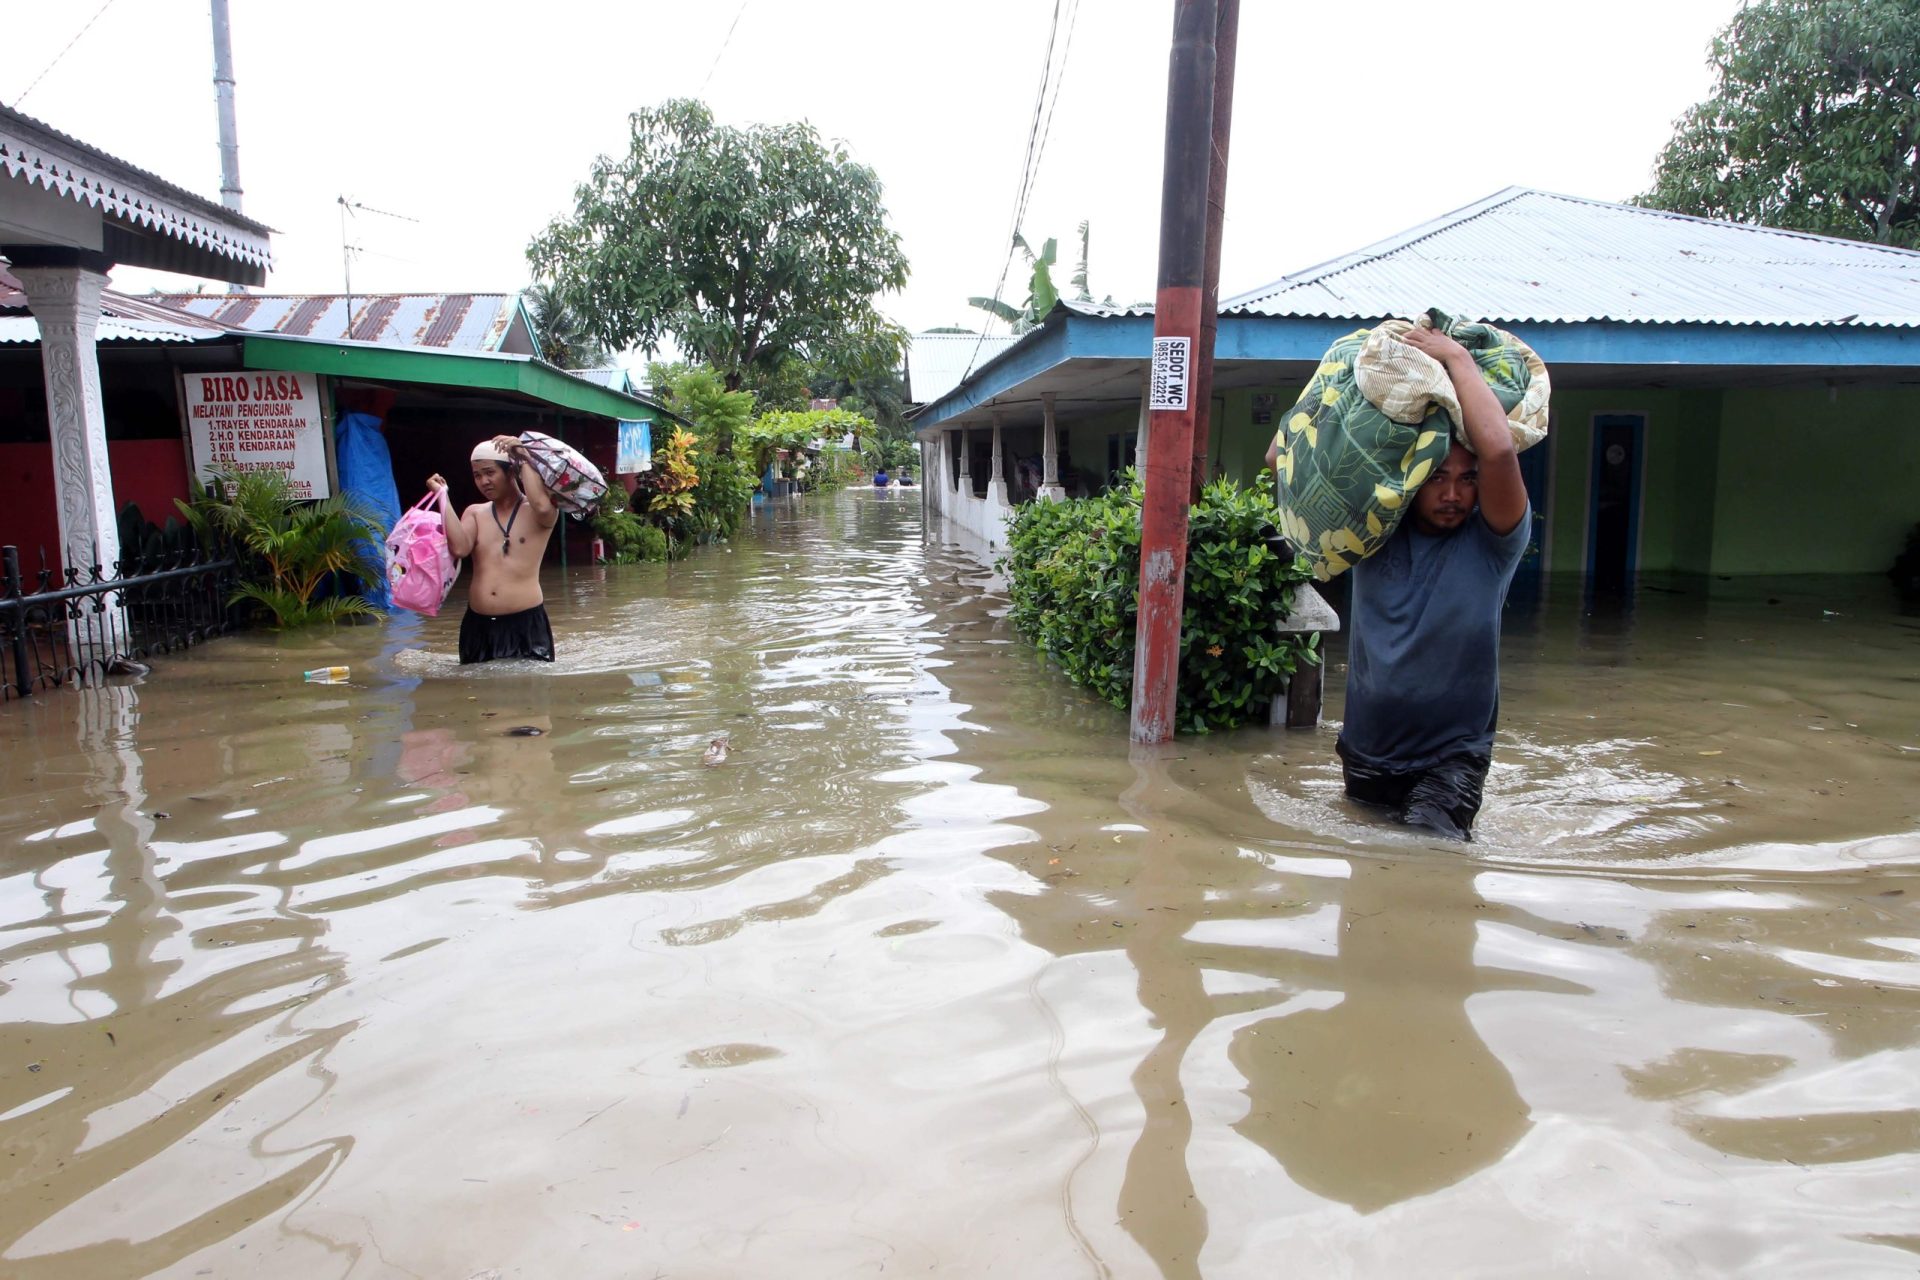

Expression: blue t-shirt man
xmin=1338 ymin=489 xmax=1530 ymax=837
xmin=1272 ymin=324 xmax=1535 ymax=840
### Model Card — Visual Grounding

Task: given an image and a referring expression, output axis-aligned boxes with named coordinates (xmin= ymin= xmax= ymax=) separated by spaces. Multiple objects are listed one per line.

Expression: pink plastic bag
xmin=386 ymin=493 xmax=460 ymax=616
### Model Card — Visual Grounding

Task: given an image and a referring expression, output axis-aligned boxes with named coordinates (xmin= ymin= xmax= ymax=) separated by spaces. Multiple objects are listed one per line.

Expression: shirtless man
xmin=427 ymin=435 xmax=559 ymax=664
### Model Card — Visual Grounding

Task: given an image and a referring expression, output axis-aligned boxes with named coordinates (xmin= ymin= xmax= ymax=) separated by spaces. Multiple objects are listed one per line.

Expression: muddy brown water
xmin=2 ymin=488 xmax=1917 ymax=1278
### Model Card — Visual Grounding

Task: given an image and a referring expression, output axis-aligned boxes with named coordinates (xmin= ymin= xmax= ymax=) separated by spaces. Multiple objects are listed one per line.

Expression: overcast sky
xmin=10 ymin=0 xmax=1745 ymax=352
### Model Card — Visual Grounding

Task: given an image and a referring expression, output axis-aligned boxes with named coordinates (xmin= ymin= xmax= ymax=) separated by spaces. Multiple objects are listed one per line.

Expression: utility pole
xmin=1188 ymin=0 xmax=1238 ymax=501
xmin=1130 ymin=0 xmax=1231 ymax=744
xmin=210 ymin=0 xmax=243 ymax=214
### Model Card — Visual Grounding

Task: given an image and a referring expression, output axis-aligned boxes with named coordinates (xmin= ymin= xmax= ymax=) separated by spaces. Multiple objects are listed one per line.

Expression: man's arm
xmin=427 ymin=473 xmax=477 ymax=558
xmin=1401 ymin=328 xmax=1527 ymax=536
xmin=491 ymin=434 xmax=559 ymax=528
xmin=1264 ymin=437 xmax=1281 ymax=472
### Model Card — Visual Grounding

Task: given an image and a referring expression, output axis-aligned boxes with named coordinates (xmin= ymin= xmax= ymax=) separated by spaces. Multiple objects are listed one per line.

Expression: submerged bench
xmin=1271 ymin=584 xmax=1340 ymax=729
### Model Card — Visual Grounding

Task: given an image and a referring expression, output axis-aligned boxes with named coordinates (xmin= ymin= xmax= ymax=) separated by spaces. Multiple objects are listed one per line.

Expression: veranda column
xmin=987 ymin=408 xmax=1012 ymax=506
xmin=15 ymin=263 xmax=120 ymax=576
xmin=1040 ymin=392 xmax=1065 ymax=502
xmin=956 ymin=426 xmax=971 ymax=491
xmin=1135 ymin=370 xmax=1151 ymax=471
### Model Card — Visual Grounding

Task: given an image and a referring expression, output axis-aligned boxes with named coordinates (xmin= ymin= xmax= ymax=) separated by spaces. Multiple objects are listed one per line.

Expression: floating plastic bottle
xmin=303 ymin=666 xmax=350 ymax=684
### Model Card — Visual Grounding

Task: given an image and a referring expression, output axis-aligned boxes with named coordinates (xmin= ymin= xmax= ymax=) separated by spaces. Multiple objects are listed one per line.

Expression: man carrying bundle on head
xmin=1267 ymin=311 xmax=1549 ymax=841
xmin=427 ymin=435 xmax=559 ymax=664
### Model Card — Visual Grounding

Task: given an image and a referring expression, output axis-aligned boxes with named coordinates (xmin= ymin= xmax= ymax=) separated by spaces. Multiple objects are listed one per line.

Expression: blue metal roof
xmin=1225 ymin=187 xmax=1920 ymax=329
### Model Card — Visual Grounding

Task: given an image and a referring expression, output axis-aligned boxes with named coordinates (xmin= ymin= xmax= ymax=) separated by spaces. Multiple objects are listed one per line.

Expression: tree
xmin=528 ymin=99 xmax=911 ymax=390
xmin=1637 ymin=0 xmax=1920 ymax=248
xmin=522 ymin=282 xmax=609 ymax=368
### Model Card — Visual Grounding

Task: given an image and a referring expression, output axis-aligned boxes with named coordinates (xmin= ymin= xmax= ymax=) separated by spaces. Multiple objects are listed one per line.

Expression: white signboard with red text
xmin=183 ymin=370 xmax=330 ymax=499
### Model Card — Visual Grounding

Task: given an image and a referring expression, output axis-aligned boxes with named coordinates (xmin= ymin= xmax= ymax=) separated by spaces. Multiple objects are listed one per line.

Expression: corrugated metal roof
xmin=0 ymin=315 xmax=225 ymax=344
xmin=1224 ymin=187 xmax=1920 ymax=328
xmin=906 ymin=331 xmax=1022 ymax=404
xmin=0 ymin=104 xmax=273 ymax=275
xmin=566 ymin=367 xmax=634 ymax=393
xmin=154 ymin=292 xmax=525 ymax=351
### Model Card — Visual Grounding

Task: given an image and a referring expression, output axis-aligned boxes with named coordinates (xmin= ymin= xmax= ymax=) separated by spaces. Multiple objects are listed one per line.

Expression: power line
xmin=699 ymin=0 xmax=752 ymax=96
xmin=1018 ymin=0 xmax=1081 ymax=237
xmin=963 ymin=0 xmax=1080 ymax=383
xmin=12 ymin=0 xmax=121 ymax=107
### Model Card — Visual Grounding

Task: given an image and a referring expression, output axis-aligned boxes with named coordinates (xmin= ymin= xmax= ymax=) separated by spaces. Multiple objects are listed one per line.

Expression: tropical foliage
xmin=523 ymin=281 xmax=611 ymax=368
xmin=630 ymin=426 xmax=700 ymax=529
xmin=528 ymin=98 xmax=911 ymax=389
xmin=969 ymin=222 xmax=1116 ymax=333
xmin=1637 ymin=0 xmax=1920 ymax=247
xmin=970 ymin=232 xmax=1060 ymax=333
xmin=647 ymin=362 xmax=756 ymax=454
xmin=590 ymin=484 xmax=669 ymax=563
xmin=176 ymin=470 xmax=384 ymax=628
xmin=999 ymin=474 xmax=1319 ymax=734
xmin=688 ymin=452 xmax=757 ymax=541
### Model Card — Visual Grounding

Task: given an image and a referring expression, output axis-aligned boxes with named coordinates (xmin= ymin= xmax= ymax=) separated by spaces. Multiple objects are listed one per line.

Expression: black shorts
xmin=458 ymin=604 xmax=555 ymax=665
xmin=1337 ymin=741 xmax=1490 ymax=841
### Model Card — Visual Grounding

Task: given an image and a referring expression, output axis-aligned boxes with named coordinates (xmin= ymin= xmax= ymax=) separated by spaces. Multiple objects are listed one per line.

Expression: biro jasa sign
xmin=183 ymin=371 xmax=330 ymax=498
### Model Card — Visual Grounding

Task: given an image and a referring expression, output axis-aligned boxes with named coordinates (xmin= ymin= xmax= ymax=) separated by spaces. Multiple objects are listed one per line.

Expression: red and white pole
xmin=1130 ymin=0 xmax=1225 ymax=743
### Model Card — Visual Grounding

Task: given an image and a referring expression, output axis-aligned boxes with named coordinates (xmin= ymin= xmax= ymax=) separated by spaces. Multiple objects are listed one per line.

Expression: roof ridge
xmin=1226 ymin=186 xmax=1920 ymax=311
xmin=1225 ymin=187 xmax=1534 ymax=309
xmin=1519 ymin=187 xmax=1920 ymax=260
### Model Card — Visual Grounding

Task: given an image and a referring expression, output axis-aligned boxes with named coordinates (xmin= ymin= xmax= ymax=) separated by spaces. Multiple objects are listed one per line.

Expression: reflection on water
xmin=1 ymin=489 xmax=1917 ymax=1277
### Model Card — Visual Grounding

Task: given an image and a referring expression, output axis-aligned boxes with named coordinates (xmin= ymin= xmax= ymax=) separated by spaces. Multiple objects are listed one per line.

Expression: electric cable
xmin=12 ymin=0 xmax=121 ymax=107
xmin=961 ymin=0 xmax=1079 ymax=383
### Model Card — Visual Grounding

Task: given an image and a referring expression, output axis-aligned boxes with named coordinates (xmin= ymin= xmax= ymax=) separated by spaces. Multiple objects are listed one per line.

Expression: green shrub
xmin=1000 ymin=472 xmax=1320 ymax=734
xmin=635 ymin=523 xmax=669 ymax=563
xmin=177 ymin=470 xmax=383 ymax=628
xmin=691 ymin=451 xmax=756 ymax=539
xmin=590 ymin=485 xmax=643 ymax=562
xmin=803 ymin=446 xmax=862 ymax=491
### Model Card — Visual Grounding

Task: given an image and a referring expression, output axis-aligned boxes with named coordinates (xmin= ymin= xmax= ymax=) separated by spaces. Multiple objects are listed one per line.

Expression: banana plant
xmin=967 ymin=232 xmax=1060 ymax=333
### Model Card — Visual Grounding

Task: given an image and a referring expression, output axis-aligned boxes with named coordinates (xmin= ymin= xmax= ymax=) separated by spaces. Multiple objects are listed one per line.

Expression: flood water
xmin=3 ymin=487 xmax=1917 ymax=1278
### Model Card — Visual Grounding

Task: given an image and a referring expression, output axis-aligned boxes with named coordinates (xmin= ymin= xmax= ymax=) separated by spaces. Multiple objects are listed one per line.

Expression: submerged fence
xmin=1 ymin=545 xmax=240 ymax=699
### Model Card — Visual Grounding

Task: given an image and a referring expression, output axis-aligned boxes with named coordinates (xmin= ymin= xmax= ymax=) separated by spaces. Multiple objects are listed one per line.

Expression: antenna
xmin=210 ymin=0 xmax=243 ymax=214
xmin=336 ymin=197 xmax=420 ymax=339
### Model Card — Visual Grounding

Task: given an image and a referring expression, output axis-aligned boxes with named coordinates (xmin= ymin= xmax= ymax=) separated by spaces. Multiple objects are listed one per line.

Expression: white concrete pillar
xmin=1039 ymin=391 xmax=1064 ymax=502
xmin=987 ymin=409 xmax=1009 ymax=505
xmin=1135 ymin=369 xmax=1151 ymax=471
xmin=957 ymin=426 xmax=971 ymax=483
xmin=16 ymin=264 xmax=120 ymax=576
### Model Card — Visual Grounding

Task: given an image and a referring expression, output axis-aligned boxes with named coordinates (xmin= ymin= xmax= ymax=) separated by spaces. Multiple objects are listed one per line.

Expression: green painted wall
xmin=1076 ymin=373 xmax=1919 ymax=577
xmin=1671 ymin=390 xmax=1723 ymax=575
xmin=1710 ymin=385 xmax=1920 ymax=574
xmin=1496 ymin=388 xmax=1726 ymax=575
xmin=1220 ymin=386 xmax=1289 ymax=487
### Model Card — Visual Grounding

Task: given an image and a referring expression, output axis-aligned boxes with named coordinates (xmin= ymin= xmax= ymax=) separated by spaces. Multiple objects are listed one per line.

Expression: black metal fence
xmin=1 ymin=545 xmax=240 ymax=699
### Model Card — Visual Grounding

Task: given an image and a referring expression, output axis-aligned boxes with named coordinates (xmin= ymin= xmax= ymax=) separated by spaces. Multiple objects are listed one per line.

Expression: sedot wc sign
xmin=182 ymin=371 xmax=330 ymax=498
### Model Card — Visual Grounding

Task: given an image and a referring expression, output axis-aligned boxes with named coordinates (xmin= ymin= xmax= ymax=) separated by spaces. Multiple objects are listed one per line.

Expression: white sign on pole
xmin=1149 ymin=335 xmax=1191 ymax=412
xmin=182 ymin=371 xmax=330 ymax=498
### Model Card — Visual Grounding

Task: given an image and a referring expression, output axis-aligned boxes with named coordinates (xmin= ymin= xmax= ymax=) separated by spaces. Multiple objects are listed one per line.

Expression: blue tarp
xmin=336 ymin=411 xmax=401 ymax=609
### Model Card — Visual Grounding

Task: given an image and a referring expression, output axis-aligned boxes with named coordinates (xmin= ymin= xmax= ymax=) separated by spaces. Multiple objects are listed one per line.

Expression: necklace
xmin=490 ymin=498 xmax=522 ymax=557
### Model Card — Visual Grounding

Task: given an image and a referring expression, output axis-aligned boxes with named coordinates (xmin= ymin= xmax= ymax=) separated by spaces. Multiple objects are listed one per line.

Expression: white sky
xmin=9 ymin=0 xmax=1743 ymax=355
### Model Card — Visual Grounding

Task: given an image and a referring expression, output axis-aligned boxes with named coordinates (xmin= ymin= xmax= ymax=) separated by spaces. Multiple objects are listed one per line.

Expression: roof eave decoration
xmin=0 ymin=106 xmax=273 ymax=281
